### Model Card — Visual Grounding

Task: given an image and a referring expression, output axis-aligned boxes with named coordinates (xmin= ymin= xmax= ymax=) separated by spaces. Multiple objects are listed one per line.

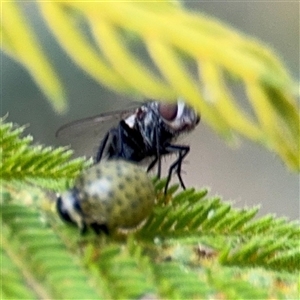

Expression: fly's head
xmin=156 ymin=100 xmax=200 ymax=136
xmin=130 ymin=99 xmax=200 ymax=148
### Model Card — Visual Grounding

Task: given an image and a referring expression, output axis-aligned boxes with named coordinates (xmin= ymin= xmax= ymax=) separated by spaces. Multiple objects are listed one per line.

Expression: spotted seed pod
xmin=57 ymin=160 xmax=155 ymax=234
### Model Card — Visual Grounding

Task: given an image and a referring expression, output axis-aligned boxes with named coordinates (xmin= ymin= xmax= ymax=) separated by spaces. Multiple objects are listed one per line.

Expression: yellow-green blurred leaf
xmin=39 ymin=2 xmax=136 ymax=96
xmin=91 ymin=18 xmax=175 ymax=99
xmin=1 ymin=2 xmax=67 ymax=113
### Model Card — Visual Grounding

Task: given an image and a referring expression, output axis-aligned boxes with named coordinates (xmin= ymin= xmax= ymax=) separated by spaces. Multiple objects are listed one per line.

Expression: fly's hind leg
xmin=147 ymin=155 xmax=163 ymax=179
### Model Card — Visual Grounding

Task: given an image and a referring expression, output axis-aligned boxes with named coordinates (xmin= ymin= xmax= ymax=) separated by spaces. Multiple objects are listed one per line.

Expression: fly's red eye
xmin=158 ymin=103 xmax=178 ymax=121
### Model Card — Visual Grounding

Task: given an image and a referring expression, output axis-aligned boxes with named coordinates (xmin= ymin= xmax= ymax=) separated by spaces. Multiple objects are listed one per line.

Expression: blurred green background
xmin=2 ymin=2 xmax=299 ymax=219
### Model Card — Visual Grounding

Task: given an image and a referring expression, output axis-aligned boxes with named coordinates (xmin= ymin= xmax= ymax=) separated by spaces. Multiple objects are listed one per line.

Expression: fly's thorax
xmin=133 ymin=102 xmax=159 ymax=149
xmin=124 ymin=114 xmax=136 ymax=129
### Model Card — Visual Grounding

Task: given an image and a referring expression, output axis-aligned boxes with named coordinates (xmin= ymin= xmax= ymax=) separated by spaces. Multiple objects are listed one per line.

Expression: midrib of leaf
xmin=1 ymin=228 xmax=51 ymax=299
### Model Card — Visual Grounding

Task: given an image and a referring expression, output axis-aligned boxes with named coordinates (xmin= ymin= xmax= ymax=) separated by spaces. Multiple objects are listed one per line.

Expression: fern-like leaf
xmin=89 ymin=244 xmax=157 ymax=299
xmin=0 ymin=247 xmax=38 ymax=300
xmin=1 ymin=2 xmax=66 ymax=113
xmin=1 ymin=202 xmax=103 ymax=299
xmin=137 ymin=179 xmax=300 ymax=273
xmin=0 ymin=118 xmax=90 ymax=190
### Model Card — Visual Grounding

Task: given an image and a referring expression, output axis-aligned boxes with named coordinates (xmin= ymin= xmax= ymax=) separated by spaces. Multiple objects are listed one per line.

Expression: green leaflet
xmin=1 ymin=203 xmax=104 ymax=299
xmin=1 ymin=2 xmax=66 ymax=113
xmin=0 ymin=118 xmax=90 ymax=191
xmin=1 ymin=248 xmax=38 ymax=300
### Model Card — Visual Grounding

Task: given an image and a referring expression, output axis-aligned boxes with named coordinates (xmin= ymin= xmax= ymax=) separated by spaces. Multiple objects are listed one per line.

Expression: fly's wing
xmin=56 ymin=109 xmax=136 ymax=159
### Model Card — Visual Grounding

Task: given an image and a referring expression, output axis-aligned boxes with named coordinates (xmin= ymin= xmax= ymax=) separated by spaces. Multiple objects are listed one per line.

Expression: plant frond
xmin=1 ymin=202 xmax=103 ymax=299
xmin=153 ymin=252 xmax=297 ymax=299
xmin=0 ymin=247 xmax=38 ymax=300
xmin=137 ymin=179 xmax=300 ymax=273
xmin=84 ymin=243 xmax=158 ymax=299
xmin=153 ymin=261 xmax=210 ymax=299
xmin=241 ymin=215 xmax=300 ymax=238
xmin=1 ymin=2 xmax=66 ymax=113
xmin=219 ymin=236 xmax=300 ymax=273
xmin=268 ymin=248 xmax=300 ymax=273
xmin=0 ymin=118 xmax=90 ymax=190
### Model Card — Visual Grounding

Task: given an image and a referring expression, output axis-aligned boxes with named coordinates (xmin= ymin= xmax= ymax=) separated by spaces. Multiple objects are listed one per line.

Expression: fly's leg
xmin=147 ymin=155 xmax=162 ymax=178
xmin=164 ymin=145 xmax=190 ymax=194
xmin=155 ymin=125 xmax=162 ymax=178
xmin=95 ymin=131 xmax=110 ymax=163
xmin=117 ymin=121 xmax=127 ymax=157
xmin=146 ymin=125 xmax=162 ymax=178
xmin=147 ymin=157 xmax=158 ymax=172
xmin=157 ymin=154 xmax=162 ymax=179
xmin=90 ymin=223 xmax=109 ymax=235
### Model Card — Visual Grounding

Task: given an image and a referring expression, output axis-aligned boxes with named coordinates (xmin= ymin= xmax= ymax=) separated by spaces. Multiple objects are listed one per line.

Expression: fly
xmin=56 ymin=99 xmax=200 ymax=193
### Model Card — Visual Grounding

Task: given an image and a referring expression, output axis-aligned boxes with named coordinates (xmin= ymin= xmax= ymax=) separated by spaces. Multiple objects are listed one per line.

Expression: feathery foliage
xmin=1 ymin=1 xmax=299 ymax=170
xmin=1 ymin=203 xmax=104 ymax=299
xmin=1 ymin=117 xmax=299 ymax=298
xmin=0 ymin=117 xmax=90 ymax=190
xmin=1 ymin=182 xmax=299 ymax=299
xmin=1 ymin=2 xmax=66 ymax=113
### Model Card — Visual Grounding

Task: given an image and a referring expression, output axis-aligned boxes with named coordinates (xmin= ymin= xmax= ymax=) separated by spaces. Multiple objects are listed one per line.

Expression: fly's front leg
xmin=117 ymin=121 xmax=126 ymax=156
xmin=146 ymin=126 xmax=162 ymax=178
xmin=164 ymin=144 xmax=190 ymax=194
xmin=95 ymin=131 xmax=110 ymax=163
